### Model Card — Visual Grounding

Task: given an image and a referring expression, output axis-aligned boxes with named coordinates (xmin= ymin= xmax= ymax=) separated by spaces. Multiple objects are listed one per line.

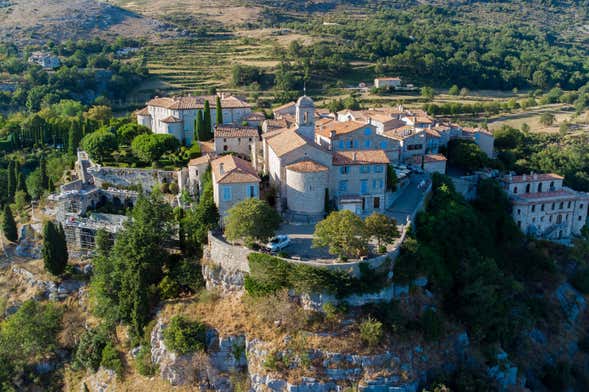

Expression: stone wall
xmin=88 ymin=166 xmax=179 ymax=192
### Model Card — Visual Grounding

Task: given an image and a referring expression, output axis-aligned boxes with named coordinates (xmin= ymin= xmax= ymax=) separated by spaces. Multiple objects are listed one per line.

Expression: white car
xmin=266 ymin=235 xmax=291 ymax=253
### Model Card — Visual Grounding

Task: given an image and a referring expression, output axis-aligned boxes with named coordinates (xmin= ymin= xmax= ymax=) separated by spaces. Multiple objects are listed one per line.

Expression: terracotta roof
xmin=147 ymin=94 xmax=250 ymax=110
xmin=199 ymin=141 xmax=215 ymax=154
xmin=215 ymin=125 xmax=259 ymax=138
xmin=286 ymin=160 xmax=329 ymax=173
xmin=425 ymin=129 xmax=441 ymax=138
xmin=375 ymin=77 xmax=401 ymax=81
xmin=161 ymin=115 xmax=182 ymax=123
xmin=333 ymin=150 xmax=390 ymax=165
xmin=135 ymin=107 xmax=149 ymax=116
xmin=504 ymin=173 xmax=564 ymax=184
xmin=211 ymin=155 xmax=260 ymax=184
xmin=408 ymin=154 xmax=447 ymax=165
xmin=188 ymin=155 xmax=211 ymax=166
xmin=462 ymin=127 xmax=493 ymax=136
xmin=246 ymin=112 xmax=266 ymax=121
xmin=315 ymin=120 xmax=366 ymax=138
xmin=266 ymin=129 xmax=309 ymax=157
xmin=264 ymin=118 xmax=291 ymax=131
xmin=273 ymin=102 xmax=296 ymax=113
xmin=382 ymin=126 xmax=419 ymax=140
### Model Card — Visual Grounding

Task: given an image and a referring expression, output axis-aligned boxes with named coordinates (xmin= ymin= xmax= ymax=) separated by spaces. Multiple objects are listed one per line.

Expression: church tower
xmin=295 ymin=95 xmax=315 ymax=140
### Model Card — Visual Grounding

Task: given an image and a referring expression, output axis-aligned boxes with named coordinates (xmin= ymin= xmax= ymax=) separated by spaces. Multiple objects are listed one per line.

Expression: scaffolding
xmin=63 ymin=213 xmax=127 ymax=255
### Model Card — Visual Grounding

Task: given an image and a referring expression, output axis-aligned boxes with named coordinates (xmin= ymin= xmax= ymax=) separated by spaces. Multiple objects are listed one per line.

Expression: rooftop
xmin=147 ymin=94 xmax=250 ymax=110
xmin=161 ymin=115 xmax=181 ymax=123
xmin=211 ymin=155 xmax=260 ymax=184
xmin=504 ymin=173 xmax=564 ymax=184
xmin=315 ymin=119 xmax=367 ymax=138
xmin=333 ymin=150 xmax=390 ymax=166
xmin=286 ymin=160 xmax=329 ymax=173
xmin=215 ymin=125 xmax=259 ymax=138
xmin=188 ymin=155 xmax=211 ymax=166
xmin=266 ymin=128 xmax=310 ymax=157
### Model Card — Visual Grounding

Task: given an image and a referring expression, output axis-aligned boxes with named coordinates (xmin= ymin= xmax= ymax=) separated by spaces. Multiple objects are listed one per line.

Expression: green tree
xmin=7 ymin=160 xmax=15 ymax=203
xmin=195 ymin=110 xmax=206 ymax=142
xmin=224 ymin=198 xmax=281 ymax=245
xmin=117 ymin=123 xmax=149 ymax=145
xmin=2 ymin=205 xmax=17 ymax=242
xmin=68 ymin=122 xmax=82 ymax=155
xmin=163 ymin=316 xmax=206 ymax=355
xmin=39 ymin=154 xmax=49 ymax=189
xmin=420 ymin=86 xmax=435 ymax=101
xmin=203 ymin=100 xmax=212 ymax=139
xmin=80 ymin=130 xmax=118 ymax=162
xmin=447 ymin=139 xmax=487 ymax=172
xmin=313 ymin=210 xmax=368 ymax=260
xmin=386 ymin=164 xmax=398 ymax=192
xmin=131 ymin=133 xmax=179 ymax=163
xmin=215 ymin=95 xmax=223 ymax=125
xmin=448 ymin=85 xmax=460 ymax=95
xmin=365 ymin=213 xmax=399 ymax=252
xmin=42 ymin=221 xmax=68 ymax=276
xmin=539 ymin=113 xmax=555 ymax=126
xmin=85 ymin=105 xmax=113 ymax=125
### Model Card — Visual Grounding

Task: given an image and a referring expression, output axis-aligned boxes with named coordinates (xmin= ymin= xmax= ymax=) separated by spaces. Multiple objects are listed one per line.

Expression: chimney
xmin=219 ymin=163 xmax=225 ymax=175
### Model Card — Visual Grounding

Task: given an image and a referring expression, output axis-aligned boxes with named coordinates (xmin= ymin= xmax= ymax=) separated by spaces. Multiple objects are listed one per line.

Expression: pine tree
xmin=39 ymin=155 xmax=49 ymax=190
xmin=42 ymin=221 xmax=68 ymax=276
xmin=203 ymin=100 xmax=212 ymax=139
xmin=2 ymin=205 xmax=18 ymax=242
xmin=7 ymin=160 xmax=15 ymax=203
xmin=215 ymin=96 xmax=223 ymax=125
xmin=16 ymin=172 xmax=28 ymax=200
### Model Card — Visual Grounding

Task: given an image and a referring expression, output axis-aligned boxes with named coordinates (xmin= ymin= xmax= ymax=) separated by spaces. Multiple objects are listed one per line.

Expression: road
xmin=387 ymin=174 xmax=430 ymax=224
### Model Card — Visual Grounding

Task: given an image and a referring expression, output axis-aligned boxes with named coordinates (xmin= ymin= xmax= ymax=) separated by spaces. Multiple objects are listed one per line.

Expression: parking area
xmin=275 ymin=223 xmax=335 ymax=262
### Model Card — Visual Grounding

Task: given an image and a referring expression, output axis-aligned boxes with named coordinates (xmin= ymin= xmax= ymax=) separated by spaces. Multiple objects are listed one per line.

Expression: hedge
xmin=244 ymin=253 xmax=391 ymax=298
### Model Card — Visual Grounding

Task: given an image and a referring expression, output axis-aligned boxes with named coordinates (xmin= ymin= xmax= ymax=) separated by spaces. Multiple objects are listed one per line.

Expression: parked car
xmin=266 ymin=235 xmax=291 ymax=252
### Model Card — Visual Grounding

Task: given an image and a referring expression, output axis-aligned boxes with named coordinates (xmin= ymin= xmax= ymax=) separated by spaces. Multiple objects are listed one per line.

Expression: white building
xmin=28 ymin=52 xmax=60 ymax=69
xmin=503 ymin=173 xmax=589 ymax=241
xmin=213 ymin=125 xmax=260 ymax=158
xmin=136 ymin=93 xmax=252 ymax=145
xmin=374 ymin=77 xmax=402 ymax=89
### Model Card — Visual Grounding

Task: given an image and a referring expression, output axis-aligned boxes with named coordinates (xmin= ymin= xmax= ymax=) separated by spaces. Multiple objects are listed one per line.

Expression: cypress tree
xmin=42 ymin=221 xmax=68 ymax=276
xmin=16 ymin=172 xmax=28 ymax=199
xmin=68 ymin=121 xmax=82 ymax=155
xmin=2 ymin=205 xmax=18 ymax=242
xmin=47 ymin=177 xmax=55 ymax=193
xmin=39 ymin=155 xmax=49 ymax=190
xmin=215 ymin=96 xmax=223 ymax=125
xmin=203 ymin=100 xmax=212 ymax=139
xmin=7 ymin=160 xmax=15 ymax=203
xmin=196 ymin=110 xmax=206 ymax=141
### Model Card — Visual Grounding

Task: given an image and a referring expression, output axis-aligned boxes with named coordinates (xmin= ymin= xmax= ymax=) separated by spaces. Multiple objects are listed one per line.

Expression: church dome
xmin=296 ymin=95 xmax=314 ymax=108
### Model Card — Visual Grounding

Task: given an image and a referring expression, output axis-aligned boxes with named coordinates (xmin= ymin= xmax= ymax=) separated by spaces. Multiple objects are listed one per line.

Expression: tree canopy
xmin=131 ymin=133 xmax=179 ymax=163
xmin=224 ymin=198 xmax=281 ymax=245
xmin=313 ymin=210 xmax=369 ymax=260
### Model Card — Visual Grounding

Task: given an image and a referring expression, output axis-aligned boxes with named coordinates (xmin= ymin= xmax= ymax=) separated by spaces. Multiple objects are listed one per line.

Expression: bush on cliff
xmin=163 ymin=316 xmax=206 ymax=355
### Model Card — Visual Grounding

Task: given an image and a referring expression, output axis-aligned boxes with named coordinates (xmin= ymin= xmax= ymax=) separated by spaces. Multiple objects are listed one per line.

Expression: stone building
xmin=213 ymin=125 xmax=260 ymax=158
xmin=28 ymin=51 xmax=60 ymax=69
xmin=503 ymin=173 xmax=589 ymax=241
xmin=211 ymin=155 xmax=261 ymax=218
xmin=136 ymin=93 xmax=252 ymax=145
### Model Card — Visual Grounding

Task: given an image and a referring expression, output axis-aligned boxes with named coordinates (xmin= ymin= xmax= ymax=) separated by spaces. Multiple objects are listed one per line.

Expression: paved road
xmin=387 ymin=174 xmax=430 ymax=224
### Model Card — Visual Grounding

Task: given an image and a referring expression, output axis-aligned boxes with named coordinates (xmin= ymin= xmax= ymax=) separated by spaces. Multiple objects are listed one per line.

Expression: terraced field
xmin=144 ymin=35 xmax=278 ymax=94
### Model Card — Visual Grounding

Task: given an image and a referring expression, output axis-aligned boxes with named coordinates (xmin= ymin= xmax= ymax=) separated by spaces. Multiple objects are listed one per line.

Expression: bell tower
xmin=295 ymin=95 xmax=315 ymax=140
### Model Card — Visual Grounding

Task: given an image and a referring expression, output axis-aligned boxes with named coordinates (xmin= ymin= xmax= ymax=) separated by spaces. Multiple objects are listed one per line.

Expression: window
xmin=339 ymin=180 xmax=348 ymax=192
xmin=374 ymin=165 xmax=384 ymax=173
xmin=249 ymin=138 xmax=252 ymax=142
xmin=360 ymin=165 xmax=370 ymax=174
xmin=360 ymin=179 xmax=369 ymax=194
xmin=222 ymin=186 xmax=232 ymax=201
xmin=541 ymin=204 xmax=545 ymax=211
xmin=538 ymin=183 xmax=543 ymax=192
xmin=248 ymin=185 xmax=257 ymax=198
xmin=531 ymin=205 xmax=535 ymax=212
xmin=380 ymin=141 xmax=387 ymax=149
xmin=568 ymin=201 xmax=572 ymax=208
xmin=513 ymin=186 xmax=518 ymax=194
xmin=517 ymin=209 xmax=521 ymax=216
xmin=364 ymin=140 xmax=371 ymax=148
xmin=364 ymin=127 xmax=371 ymax=136
xmin=559 ymin=202 xmax=564 ymax=209
xmin=340 ymin=166 xmax=350 ymax=175
xmin=550 ymin=181 xmax=554 ymax=189
xmin=223 ymin=145 xmax=228 ymax=151
xmin=580 ymin=216 xmax=583 ymax=221
xmin=373 ymin=179 xmax=384 ymax=190
xmin=407 ymin=144 xmax=423 ymax=151
xmin=552 ymin=203 xmax=556 ymax=210
xmin=532 ymin=218 xmax=536 ymax=223
xmin=581 ymin=204 xmax=585 ymax=209
xmin=525 ymin=184 xmax=530 ymax=193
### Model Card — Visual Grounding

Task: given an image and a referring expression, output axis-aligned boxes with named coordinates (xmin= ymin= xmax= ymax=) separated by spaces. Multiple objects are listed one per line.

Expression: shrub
xmin=359 ymin=317 xmax=383 ymax=348
xmin=159 ymin=275 xmax=181 ymax=300
xmin=163 ymin=316 xmax=206 ymax=355
xmin=135 ymin=345 xmax=156 ymax=376
xmin=74 ymin=327 xmax=108 ymax=371
xmin=101 ymin=342 xmax=123 ymax=377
